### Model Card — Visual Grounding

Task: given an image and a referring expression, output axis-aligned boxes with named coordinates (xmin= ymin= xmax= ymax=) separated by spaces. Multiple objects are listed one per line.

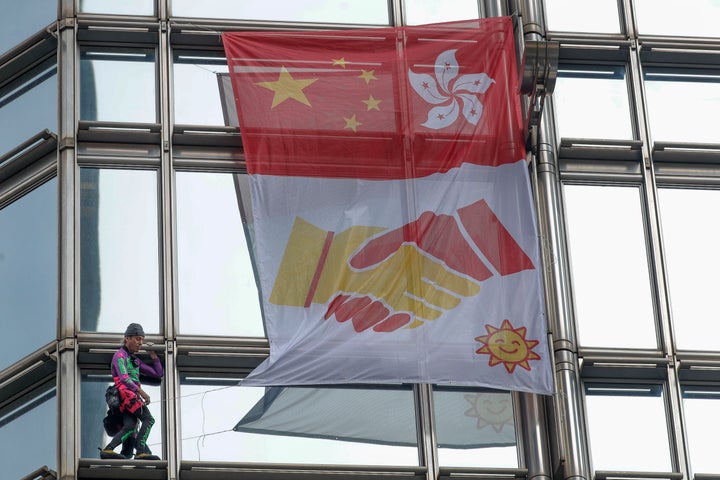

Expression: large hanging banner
xmin=223 ymin=17 xmax=553 ymax=394
xmin=234 ymin=386 xmax=516 ymax=448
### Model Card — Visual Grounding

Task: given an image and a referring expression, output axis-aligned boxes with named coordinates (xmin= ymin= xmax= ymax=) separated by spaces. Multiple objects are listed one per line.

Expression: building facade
xmin=2 ymin=0 xmax=720 ymax=479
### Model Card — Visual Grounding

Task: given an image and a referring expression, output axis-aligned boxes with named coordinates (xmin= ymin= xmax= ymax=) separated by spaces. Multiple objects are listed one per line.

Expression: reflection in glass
xmin=404 ymin=0 xmax=479 ymax=25
xmin=79 ymin=168 xmax=160 ymax=333
xmin=658 ymin=188 xmax=720 ymax=351
xmin=635 ymin=0 xmax=720 ymax=37
xmin=81 ymin=372 xmax=162 ymax=459
xmin=544 ymin=0 xmax=620 ymax=33
xmin=176 ymin=172 xmax=263 ymax=337
xmin=0 ymin=61 xmax=57 ymax=158
xmin=0 ymin=0 xmax=56 ymax=56
xmin=584 ymin=384 xmax=671 ymax=471
xmin=682 ymin=386 xmax=720 ymax=473
xmin=80 ymin=48 xmax=157 ymax=123
xmin=0 ymin=179 xmax=57 ymax=372
xmin=563 ymin=185 xmax=656 ymax=348
xmin=0 ymin=385 xmax=56 ymax=479
xmin=171 ymin=0 xmax=389 ymax=24
xmin=173 ymin=52 xmax=230 ymax=126
xmin=434 ymin=388 xmax=517 ymax=467
xmin=180 ymin=378 xmax=418 ymax=464
xmin=555 ymin=67 xmax=632 ymax=140
xmin=80 ymin=0 xmax=154 ymax=15
xmin=644 ymin=71 xmax=720 ymax=144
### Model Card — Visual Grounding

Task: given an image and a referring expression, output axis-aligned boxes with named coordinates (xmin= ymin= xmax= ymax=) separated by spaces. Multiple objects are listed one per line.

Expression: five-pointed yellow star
xmin=362 ymin=94 xmax=381 ymax=111
xmin=255 ymin=66 xmax=318 ymax=108
xmin=332 ymin=57 xmax=347 ymax=68
xmin=343 ymin=114 xmax=362 ymax=132
xmin=358 ymin=69 xmax=377 ymax=84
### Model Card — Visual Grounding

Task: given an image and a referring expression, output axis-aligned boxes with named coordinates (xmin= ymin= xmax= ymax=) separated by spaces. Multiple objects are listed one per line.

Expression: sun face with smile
xmin=463 ymin=392 xmax=514 ymax=432
xmin=475 ymin=319 xmax=541 ymax=373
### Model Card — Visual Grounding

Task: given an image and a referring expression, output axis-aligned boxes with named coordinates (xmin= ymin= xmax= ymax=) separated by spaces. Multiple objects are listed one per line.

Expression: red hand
xmin=349 ymin=211 xmax=493 ymax=282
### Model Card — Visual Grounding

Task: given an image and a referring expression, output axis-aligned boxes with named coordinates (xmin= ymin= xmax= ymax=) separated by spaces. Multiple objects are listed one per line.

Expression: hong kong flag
xmin=223 ymin=17 xmax=553 ymax=394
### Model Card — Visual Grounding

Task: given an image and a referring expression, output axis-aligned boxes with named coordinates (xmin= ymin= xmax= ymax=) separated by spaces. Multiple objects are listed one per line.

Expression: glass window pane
xmin=171 ymin=0 xmax=389 ymax=24
xmin=173 ymin=52 xmax=230 ymax=126
xmin=0 ymin=178 xmax=57 ymax=371
xmin=405 ymin=0 xmax=479 ymax=25
xmin=0 ymin=62 xmax=57 ymax=158
xmin=563 ymin=185 xmax=656 ymax=348
xmin=0 ymin=385 xmax=56 ymax=479
xmin=79 ymin=168 xmax=160 ymax=333
xmin=545 ymin=0 xmax=620 ymax=33
xmin=584 ymin=384 xmax=671 ymax=471
xmin=80 ymin=48 xmax=157 ymax=123
xmin=658 ymin=188 xmax=720 ymax=350
xmin=0 ymin=0 xmax=56 ymax=56
xmin=79 ymin=0 xmax=154 ymax=15
xmin=682 ymin=386 xmax=720 ymax=473
xmin=644 ymin=71 xmax=720 ymax=144
xmin=81 ymin=372 xmax=162 ymax=459
xmin=434 ymin=388 xmax=517 ymax=468
xmin=635 ymin=0 xmax=720 ymax=37
xmin=176 ymin=172 xmax=263 ymax=337
xmin=555 ymin=67 xmax=632 ymax=140
xmin=180 ymin=378 xmax=418 ymax=464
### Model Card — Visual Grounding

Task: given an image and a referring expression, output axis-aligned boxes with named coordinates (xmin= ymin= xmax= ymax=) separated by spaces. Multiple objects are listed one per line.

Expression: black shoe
xmin=135 ymin=444 xmax=160 ymax=460
xmin=99 ymin=448 xmax=126 ymax=460
xmin=135 ymin=452 xmax=161 ymax=460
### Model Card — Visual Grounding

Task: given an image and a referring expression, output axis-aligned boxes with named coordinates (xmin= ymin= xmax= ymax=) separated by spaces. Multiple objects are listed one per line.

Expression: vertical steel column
xmin=390 ymin=0 xmax=405 ymax=27
xmin=620 ymin=0 xmax=689 ymax=475
xmin=57 ymin=0 xmax=78 ymax=478
xmin=416 ymin=384 xmax=438 ymax=480
xmin=484 ymin=4 xmax=556 ymax=480
xmin=158 ymin=0 xmax=179 ymax=476
xmin=511 ymin=2 xmax=556 ymax=480
xmin=518 ymin=2 xmax=591 ymax=480
xmin=483 ymin=0 xmax=506 ymax=18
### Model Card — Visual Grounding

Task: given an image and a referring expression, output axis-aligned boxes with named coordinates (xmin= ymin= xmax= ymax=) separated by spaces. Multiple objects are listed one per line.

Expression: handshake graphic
xmin=270 ymin=199 xmax=534 ymax=333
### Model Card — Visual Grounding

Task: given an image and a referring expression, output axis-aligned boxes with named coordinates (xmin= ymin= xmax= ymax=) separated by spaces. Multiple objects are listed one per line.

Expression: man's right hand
xmin=137 ymin=388 xmax=151 ymax=405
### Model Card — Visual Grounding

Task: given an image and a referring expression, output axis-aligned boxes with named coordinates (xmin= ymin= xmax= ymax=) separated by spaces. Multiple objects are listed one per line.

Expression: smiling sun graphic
xmin=475 ymin=319 xmax=541 ymax=373
xmin=464 ymin=392 xmax=514 ymax=432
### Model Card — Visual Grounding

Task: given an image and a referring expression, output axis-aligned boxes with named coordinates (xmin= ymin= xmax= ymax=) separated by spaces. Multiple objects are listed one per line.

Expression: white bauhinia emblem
xmin=408 ymin=49 xmax=495 ymax=130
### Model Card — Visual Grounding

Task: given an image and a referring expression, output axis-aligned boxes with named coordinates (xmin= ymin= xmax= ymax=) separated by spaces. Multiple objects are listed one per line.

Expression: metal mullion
xmin=519 ymin=1 xmax=591 ymax=480
xmin=514 ymin=4 xmax=554 ymax=480
xmin=57 ymin=0 xmax=78 ymax=477
xmin=483 ymin=0 xmax=506 ymax=18
xmin=157 ymin=11 xmax=179 ymax=477
xmin=626 ymin=11 xmax=689 ymax=478
xmin=666 ymin=362 xmax=691 ymax=477
xmin=619 ymin=0 xmax=637 ymax=41
xmin=415 ymin=384 xmax=437 ymax=480
xmin=626 ymin=37 xmax=671 ymax=358
xmin=389 ymin=0 xmax=403 ymax=27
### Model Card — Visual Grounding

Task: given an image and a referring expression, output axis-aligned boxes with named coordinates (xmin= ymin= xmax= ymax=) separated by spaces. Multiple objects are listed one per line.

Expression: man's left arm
xmin=139 ymin=351 xmax=164 ymax=378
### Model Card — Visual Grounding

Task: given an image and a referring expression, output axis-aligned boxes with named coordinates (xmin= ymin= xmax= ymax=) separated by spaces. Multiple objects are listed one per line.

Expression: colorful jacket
xmin=110 ymin=345 xmax=163 ymax=396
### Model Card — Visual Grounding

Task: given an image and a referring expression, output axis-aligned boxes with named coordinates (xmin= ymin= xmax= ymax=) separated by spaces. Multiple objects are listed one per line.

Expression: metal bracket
xmin=58 ymin=338 xmax=75 ymax=353
xmin=520 ymin=40 xmax=559 ymax=151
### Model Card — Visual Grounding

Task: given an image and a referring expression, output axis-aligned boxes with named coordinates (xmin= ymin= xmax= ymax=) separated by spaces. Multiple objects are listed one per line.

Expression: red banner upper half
xmin=222 ymin=18 xmax=526 ymax=179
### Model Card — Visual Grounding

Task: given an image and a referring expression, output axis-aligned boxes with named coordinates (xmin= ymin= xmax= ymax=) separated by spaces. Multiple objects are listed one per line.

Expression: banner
xmin=234 ymin=386 xmax=516 ymax=448
xmin=223 ymin=17 xmax=553 ymax=394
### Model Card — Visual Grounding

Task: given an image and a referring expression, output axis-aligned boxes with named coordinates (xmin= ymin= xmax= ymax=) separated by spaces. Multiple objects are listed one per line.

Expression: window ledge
xmin=78 ymin=458 xmax=166 ymax=480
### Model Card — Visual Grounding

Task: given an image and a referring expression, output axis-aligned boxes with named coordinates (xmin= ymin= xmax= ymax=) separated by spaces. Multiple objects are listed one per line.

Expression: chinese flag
xmin=223 ymin=18 xmax=553 ymax=395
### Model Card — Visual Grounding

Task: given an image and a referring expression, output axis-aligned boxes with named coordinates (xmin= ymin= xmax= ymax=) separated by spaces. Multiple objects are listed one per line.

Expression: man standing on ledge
xmin=100 ymin=323 xmax=164 ymax=460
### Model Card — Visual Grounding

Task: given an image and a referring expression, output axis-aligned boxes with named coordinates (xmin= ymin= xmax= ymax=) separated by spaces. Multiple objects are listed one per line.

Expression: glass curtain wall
xmin=3 ymin=0 xmax=720 ymax=479
xmin=548 ymin=0 xmax=720 ymax=479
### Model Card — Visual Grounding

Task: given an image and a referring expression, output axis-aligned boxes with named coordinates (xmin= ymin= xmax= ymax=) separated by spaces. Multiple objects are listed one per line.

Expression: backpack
xmin=102 ymin=408 xmax=123 ymax=435
xmin=105 ymin=385 xmax=120 ymax=409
